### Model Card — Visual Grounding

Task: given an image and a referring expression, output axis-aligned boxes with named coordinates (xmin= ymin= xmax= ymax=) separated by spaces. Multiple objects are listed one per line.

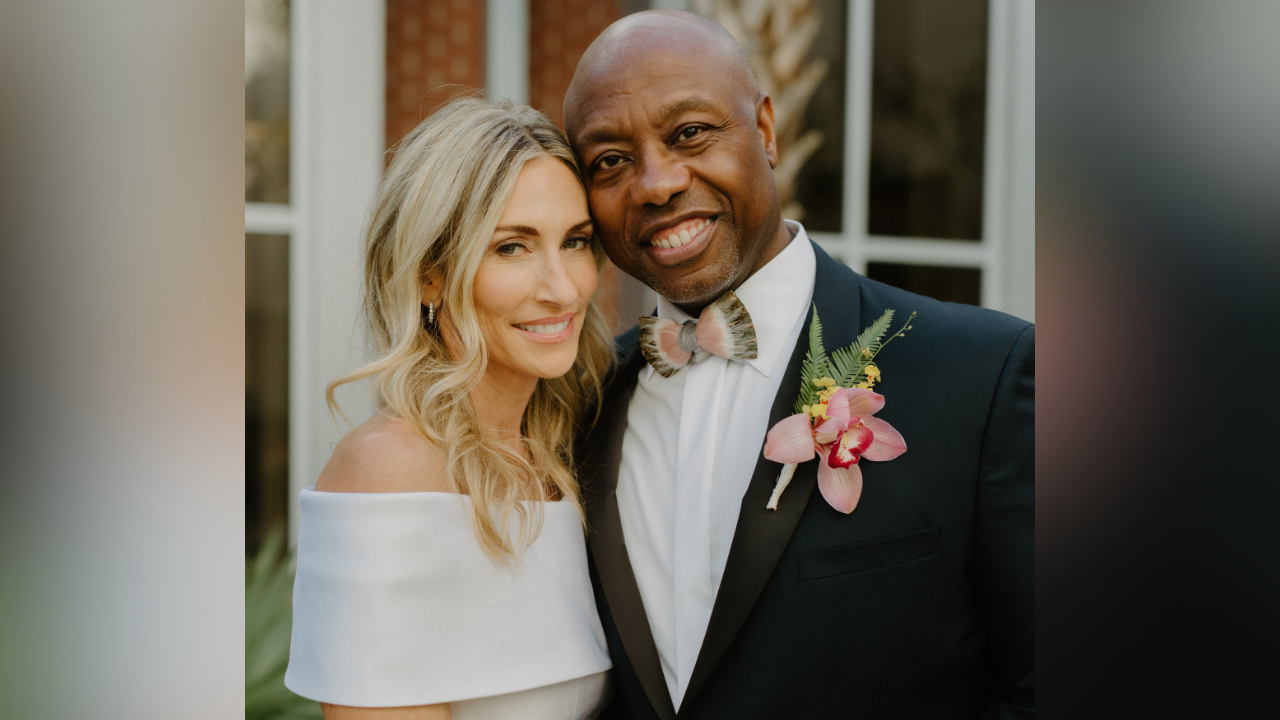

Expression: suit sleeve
xmin=974 ymin=324 xmax=1035 ymax=719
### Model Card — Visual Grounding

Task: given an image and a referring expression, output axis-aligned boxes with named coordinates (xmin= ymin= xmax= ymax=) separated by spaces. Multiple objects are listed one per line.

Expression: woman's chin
xmin=535 ymin=345 xmax=582 ymax=380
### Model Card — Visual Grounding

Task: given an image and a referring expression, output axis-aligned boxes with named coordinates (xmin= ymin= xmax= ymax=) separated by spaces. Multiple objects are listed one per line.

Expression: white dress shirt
xmin=615 ymin=221 xmax=816 ymax=708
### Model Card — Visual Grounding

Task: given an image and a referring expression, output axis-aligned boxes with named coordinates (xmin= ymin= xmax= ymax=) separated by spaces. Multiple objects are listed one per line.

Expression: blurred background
xmin=245 ymin=0 xmax=1035 ymax=555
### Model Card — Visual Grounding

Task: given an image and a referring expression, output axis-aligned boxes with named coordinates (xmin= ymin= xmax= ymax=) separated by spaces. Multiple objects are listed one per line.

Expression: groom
xmin=565 ymin=11 xmax=1033 ymax=720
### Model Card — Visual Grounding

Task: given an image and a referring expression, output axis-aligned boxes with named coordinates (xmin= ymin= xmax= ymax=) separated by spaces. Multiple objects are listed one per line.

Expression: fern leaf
xmin=828 ymin=345 xmax=863 ymax=388
xmin=808 ymin=305 xmax=827 ymax=375
xmin=795 ymin=305 xmax=828 ymax=414
xmin=853 ymin=309 xmax=894 ymax=356
xmin=827 ymin=309 xmax=892 ymax=386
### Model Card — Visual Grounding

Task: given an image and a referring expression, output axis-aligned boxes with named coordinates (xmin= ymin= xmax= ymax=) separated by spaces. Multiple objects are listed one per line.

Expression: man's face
xmin=568 ymin=42 xmax=783 ymax=311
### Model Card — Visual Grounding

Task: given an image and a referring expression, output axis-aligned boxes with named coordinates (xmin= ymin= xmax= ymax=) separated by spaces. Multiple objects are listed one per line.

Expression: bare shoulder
xmin=314 ymin=413 xmax=449 ymax=494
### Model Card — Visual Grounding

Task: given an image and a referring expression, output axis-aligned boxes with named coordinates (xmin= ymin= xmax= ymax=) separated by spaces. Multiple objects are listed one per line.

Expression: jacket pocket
xmin=799 ymin=527 xmax=941 ymax=581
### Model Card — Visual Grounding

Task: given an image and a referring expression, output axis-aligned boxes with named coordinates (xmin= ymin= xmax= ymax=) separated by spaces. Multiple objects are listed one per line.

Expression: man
xmin=565 ymin=11 xmax=1033 ymax=719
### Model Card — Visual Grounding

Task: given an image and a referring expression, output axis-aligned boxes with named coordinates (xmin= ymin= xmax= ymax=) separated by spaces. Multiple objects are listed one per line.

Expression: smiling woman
xmin=283 ymin=99 xmax=616 ymax=720
xmin=471 ymin=157 xmax=599 ymax=393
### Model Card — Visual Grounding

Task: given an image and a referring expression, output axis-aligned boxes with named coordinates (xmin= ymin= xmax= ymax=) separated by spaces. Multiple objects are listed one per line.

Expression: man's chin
xmin=649 ymin=277 xmax=733 ymax=310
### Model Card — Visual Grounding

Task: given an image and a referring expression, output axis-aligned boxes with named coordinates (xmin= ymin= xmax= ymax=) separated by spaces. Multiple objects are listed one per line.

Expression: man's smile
xmin=642 ymin=216 xmax=717 ymax=266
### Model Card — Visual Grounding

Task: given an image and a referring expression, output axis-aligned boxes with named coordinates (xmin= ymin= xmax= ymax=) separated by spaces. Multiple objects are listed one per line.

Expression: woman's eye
xmin=497 ymin=242 xmax=524 ymax=256
xmin=564 ymin=236 xmax=591 ymax=250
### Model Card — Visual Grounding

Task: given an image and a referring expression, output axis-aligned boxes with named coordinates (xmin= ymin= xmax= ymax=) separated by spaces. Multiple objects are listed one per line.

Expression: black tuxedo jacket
xmin=579 ymin=243 xmax=1034 ymax=719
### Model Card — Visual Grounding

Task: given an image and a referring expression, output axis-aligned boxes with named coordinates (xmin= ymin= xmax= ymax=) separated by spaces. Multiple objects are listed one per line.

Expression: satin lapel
xmin=583 ymin=349 xmax=678 ymax=720
xmin=679 ymin=244 xmax=861 ymax=714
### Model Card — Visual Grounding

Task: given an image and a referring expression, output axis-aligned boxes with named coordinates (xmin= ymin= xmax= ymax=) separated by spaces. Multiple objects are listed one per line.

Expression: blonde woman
xmin=284 ymin=99 xmax=615 ymax=720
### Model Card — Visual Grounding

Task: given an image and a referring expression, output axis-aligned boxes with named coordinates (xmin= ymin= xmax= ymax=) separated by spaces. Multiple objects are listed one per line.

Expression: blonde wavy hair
xmin=327 ymin=98 xmax=614 ymax=561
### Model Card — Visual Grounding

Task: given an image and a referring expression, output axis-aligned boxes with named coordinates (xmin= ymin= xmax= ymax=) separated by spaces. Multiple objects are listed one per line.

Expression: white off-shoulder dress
xmin=285 ymin=488 xmax=613 ymax=719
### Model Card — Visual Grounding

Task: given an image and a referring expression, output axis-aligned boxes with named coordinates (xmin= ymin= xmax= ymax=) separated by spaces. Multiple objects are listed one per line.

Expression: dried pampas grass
xmin=693 ymin=0 xmax=828 ymax=222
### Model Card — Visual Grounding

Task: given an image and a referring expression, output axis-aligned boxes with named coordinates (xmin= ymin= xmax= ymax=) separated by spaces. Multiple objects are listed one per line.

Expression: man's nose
xmin=634 ymin=147 xmax=691 ymax=207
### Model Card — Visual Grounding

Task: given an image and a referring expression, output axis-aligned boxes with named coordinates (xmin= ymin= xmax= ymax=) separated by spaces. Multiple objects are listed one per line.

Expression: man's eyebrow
xmin=652 ymin=97 xmax=721 ymax=127
xmin=576 ymin=97 xmax=723 ymax=147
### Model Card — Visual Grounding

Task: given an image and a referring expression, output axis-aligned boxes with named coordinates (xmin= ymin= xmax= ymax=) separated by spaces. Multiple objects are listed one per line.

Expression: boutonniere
xmin=763 ymin=308 xmax=915 ymax=513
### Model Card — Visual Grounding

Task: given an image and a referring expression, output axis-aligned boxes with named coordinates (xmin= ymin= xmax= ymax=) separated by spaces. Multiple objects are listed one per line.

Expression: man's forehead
xmin=569 ymin=57 xmax=744 ymax=143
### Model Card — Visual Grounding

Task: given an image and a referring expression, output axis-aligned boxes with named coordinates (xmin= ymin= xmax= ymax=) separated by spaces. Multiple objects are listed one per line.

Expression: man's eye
xmin=677 ymin=126 xmax=704 ymax=141
xmin=596 ymin=154 xmax=624 ymax=170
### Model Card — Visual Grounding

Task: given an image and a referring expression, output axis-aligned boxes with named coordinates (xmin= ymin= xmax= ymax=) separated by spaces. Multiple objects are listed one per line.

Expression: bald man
xmin=567 ymin=11 xmax=1033 ymax=720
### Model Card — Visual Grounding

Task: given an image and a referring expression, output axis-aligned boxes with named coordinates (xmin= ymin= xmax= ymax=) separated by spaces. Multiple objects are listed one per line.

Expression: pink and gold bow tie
xmin=638 ymin=290 xmax=758 ymax=378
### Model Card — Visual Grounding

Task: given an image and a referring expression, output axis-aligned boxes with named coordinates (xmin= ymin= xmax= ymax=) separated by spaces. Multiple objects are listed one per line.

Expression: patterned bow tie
xmin=638 ymin=290 xmax=758 ymax=378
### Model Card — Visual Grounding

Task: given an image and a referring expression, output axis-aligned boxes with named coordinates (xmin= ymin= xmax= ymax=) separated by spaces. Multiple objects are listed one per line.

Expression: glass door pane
xmin=867 ymin=0 xmax=988 ymax=240
xmin=246 ymin=0 xmax=291 ymax=203
xmin=866 ymin=262 xmax=980 ymax=305
xmin=246 ymin=234 xmax=290 ymax=555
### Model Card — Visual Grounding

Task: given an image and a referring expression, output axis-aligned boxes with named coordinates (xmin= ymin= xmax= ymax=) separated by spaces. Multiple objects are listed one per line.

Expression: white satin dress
xmin=285 ymin=489 xmax=613 ymax=719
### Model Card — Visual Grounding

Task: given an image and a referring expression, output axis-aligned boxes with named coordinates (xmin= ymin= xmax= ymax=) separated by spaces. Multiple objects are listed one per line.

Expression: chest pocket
xmin=799 ymin=527 xmax=941 ymax=581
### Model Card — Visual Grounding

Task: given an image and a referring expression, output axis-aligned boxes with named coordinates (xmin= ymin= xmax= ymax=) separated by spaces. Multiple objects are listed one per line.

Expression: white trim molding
xmin=486 ymin=0 xmax=530 ymax=103
xmin=288 ymin=0 xmax=386 ymax=545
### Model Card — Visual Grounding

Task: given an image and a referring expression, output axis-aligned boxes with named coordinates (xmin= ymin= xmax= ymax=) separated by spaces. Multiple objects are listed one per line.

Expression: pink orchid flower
xmin=763 ymin=387 xmax=907 ymax=513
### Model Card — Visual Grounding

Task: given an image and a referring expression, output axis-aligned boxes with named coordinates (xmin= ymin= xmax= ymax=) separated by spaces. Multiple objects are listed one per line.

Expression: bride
xmin=284 ymin=99 xmax=616 ymax=719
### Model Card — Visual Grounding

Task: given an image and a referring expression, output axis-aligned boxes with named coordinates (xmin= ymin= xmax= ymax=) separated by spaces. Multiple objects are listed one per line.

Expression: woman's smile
xmin=513 ymin=314 xmax=575 ymax=342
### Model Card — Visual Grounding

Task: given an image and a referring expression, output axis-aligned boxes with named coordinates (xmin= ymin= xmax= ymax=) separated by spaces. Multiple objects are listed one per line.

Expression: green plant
xmin=246 ymin=528 xmax=323 ymax=720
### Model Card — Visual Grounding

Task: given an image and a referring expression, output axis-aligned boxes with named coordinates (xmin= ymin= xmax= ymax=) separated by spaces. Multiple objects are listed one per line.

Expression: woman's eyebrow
xmin=494 ymin=224 xmax=540 ymax=236
xmin=567 ymin=219 xmax=592 ymax=234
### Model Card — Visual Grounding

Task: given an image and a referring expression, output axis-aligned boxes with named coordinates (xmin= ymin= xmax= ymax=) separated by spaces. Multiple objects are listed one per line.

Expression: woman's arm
xmin=322 ymin=703 xmax=451 ymax=720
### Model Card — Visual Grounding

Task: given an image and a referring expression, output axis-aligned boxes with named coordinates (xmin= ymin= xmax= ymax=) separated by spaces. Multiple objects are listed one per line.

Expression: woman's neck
xmin=469 ymin=367 xmax=537 ymax=451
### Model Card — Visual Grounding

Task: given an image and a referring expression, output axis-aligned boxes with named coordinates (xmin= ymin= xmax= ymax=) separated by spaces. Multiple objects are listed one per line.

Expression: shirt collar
xmin=643 ymin=220 xmax=816 ymax=382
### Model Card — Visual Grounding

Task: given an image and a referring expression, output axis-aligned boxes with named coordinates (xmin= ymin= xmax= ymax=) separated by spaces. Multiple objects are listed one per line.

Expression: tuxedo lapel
xmin=679 ymin=244 xmax=862 ymax=714
xmin=583 ymin=347 xmax=678 ymax=720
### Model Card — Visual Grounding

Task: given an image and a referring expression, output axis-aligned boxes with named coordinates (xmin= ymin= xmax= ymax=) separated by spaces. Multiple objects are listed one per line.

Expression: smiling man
xmin=566 ymin=11 xmax=1034 ymax=720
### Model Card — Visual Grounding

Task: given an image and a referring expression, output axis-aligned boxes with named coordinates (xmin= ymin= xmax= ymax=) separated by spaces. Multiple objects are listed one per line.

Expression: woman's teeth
xmin=516 ymin=320 xmax=570 ymax=335
xmin=653 ymin=218 xmax=711 ymax=249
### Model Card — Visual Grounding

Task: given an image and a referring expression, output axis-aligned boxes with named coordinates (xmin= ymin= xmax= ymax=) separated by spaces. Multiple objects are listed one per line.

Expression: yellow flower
xmin=812 ymin=376 xmax=836 ymax=389
xmin=808 ymin=403 xmax=828 ymax=419
xmin=861 ymin=347 xmax=872 ymax=358
xmin=865 ymin=364 xmax=881 ymax=379
xmin=857 ymin=381 xmax=871 ymax=390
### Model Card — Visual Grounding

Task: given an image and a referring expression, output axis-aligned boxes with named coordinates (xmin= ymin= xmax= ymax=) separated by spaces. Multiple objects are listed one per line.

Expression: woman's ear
xmin=421 ymin=270 xmax=443 ymax=307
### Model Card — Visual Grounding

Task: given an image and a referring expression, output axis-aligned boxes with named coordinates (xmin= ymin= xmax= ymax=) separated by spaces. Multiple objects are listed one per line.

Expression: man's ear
xmin=756 ymin=93 xmax=779 ymax=169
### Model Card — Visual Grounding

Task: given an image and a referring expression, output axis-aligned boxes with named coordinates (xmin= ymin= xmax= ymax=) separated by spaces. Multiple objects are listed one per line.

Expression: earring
xmin=428 ymin=301 xmax=435 ymax=325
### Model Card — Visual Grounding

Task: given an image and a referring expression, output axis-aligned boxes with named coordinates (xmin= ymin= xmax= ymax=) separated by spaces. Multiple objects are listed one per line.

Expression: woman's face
xmin=471 ymin=156 xmax=598 ymax=387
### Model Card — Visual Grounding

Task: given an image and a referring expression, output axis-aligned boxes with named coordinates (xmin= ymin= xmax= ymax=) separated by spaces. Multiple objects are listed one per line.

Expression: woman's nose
xmin=534 ymin=253 xmax=579 ymax=307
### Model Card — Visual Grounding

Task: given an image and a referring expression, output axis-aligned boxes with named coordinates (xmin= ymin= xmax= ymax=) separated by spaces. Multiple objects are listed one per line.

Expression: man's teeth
xmin=655 ymin=218 xmax=711 ymax=249
xmin=517 ymin=320 xmax=570 ymax=335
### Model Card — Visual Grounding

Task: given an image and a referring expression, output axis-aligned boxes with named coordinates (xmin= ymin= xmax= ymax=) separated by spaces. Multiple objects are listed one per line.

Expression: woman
xmin=284 ymin=99 xmax=616 ymax=719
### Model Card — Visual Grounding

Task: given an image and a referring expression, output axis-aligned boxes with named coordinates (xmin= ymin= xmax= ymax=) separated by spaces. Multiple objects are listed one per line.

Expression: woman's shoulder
xmin=314 ymin=413 xmax=450 ymax=494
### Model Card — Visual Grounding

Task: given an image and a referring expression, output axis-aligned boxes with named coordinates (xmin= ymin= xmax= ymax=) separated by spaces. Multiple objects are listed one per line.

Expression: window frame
xmin=807 ymin=0 xmax=1034 ymax=322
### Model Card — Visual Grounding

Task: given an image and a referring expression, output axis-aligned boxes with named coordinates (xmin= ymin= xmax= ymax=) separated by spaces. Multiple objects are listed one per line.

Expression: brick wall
xmin=385 ymin=0 xmax=638 ymax=334
xmin=529 ymin=0 xmax=622 ymax=127
xmin=386 ymin=0 xmax=487 ymax=148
